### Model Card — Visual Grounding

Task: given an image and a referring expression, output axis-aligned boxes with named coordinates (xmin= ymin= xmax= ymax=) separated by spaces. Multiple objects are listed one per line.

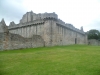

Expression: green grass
xmin=0 ymin=45 xmax=100 ymax=75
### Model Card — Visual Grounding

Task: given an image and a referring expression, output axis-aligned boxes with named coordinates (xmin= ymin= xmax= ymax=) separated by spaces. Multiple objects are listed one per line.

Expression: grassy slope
xmin=0 ymin=45 xmax=100 ymax=75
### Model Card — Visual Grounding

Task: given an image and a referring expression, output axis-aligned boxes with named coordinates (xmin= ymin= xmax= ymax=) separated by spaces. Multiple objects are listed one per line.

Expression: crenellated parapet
xmin=56 ymin=19 xmax=85 ymax=34
xmin=8 ymin=11 xmax=85 ymax=34
xmin=0 ymin=11 xmax=88 ymax=50
xmin=8 ymin=19 xmax=44 ymax=29
xmin=20 ymin=11 xmax=58 ymax=24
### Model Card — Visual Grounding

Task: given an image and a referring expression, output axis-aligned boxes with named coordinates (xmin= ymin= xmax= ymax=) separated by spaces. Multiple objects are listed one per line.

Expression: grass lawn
xmin=0 ymin=45 xmax=100 ymax=75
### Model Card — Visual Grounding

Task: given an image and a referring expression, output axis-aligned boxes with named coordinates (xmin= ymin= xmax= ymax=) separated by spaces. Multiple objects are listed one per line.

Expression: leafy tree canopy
xmin=87 ymin=29 xmax=100 ymax=40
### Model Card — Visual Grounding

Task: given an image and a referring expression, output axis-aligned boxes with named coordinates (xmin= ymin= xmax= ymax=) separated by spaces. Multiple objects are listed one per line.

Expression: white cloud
xmin=0 ymin=0 xmax=100 ymax=31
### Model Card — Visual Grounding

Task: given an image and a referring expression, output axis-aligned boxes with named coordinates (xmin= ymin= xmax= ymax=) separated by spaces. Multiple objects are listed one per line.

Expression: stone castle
xmin=0 ymin=11 xmax=87 ymax=50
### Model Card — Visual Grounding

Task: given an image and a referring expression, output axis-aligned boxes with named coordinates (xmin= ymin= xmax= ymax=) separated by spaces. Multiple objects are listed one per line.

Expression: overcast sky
xmin=0 ymin=0 xmax=100 ymax=32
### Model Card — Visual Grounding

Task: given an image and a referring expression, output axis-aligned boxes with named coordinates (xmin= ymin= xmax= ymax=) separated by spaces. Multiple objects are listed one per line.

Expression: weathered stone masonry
xmin=0 ymin=11 xmax=87 ymax=50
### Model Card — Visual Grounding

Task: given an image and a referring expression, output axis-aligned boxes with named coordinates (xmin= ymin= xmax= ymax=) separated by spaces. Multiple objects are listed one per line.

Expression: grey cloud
xmin=0 ymin=0 xmax=27 ymax=25
xmin=85 ymin=19 xmax=100 ymax=31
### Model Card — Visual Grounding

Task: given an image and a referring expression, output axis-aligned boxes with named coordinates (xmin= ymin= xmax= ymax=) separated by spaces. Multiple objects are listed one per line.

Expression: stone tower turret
xmin=9 ymin=21 xmax=16 ymax=26
xmin=0 ymin=19 xmax=8 ymax=33
xmin=80 ymin=26 xmax=83 ymax=31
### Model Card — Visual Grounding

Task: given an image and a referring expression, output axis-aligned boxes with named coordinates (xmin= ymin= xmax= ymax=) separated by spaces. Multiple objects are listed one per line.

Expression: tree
xmin=87 ymin=29 xmax=100 ymax=40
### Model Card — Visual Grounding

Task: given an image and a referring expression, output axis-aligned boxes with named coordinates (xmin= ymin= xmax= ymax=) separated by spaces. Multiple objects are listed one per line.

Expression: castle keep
xmin=0 ymin=11 xmax=87 ymax=50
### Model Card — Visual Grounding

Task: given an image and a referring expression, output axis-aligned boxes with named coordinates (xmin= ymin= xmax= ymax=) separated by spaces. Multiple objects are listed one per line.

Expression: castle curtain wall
xmin=9 ymin=23 xmax=44 ymax=38
xmin=9 ymin=19 xmax=87 ymax=47
xmin=56 ymin=24 xmax=86 ymax=45
xmin=0 ymin=11 xmax=87 ymax=50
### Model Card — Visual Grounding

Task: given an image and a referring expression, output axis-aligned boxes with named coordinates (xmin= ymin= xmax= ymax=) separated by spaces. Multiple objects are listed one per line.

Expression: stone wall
xmin=19 ymin=11 xmax=58 ymax=24
xmin=55 ymin=23 xmax=87 ymax=45
xmin=9 ymin=19 xmax=44 ymax=37
xmin=9 ymin=34 xmax=44 ymax=50
xmin=88 ymin=39 xmax=100 ymax=46
xmin=0 ymin=11 xmax=88 ymax=50
xmin=0 ymin=32 xmax=44 ymax=50
xmin=0 ymin=33 xmax=5 ymax=50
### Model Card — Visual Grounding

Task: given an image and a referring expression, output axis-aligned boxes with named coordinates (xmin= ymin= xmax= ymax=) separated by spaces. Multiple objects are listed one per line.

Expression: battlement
xmin=0 ymin=11 xmax=87 ymax=50
xmin=8 ymin=11 xmax=85 ymax=34
xmin=8 ymin=19 xmax=44 ymax=29
xmin=56 ymin=19 xmax=85 ymax=34
xmin=20 ymin=11 xmax=58 ymax=24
